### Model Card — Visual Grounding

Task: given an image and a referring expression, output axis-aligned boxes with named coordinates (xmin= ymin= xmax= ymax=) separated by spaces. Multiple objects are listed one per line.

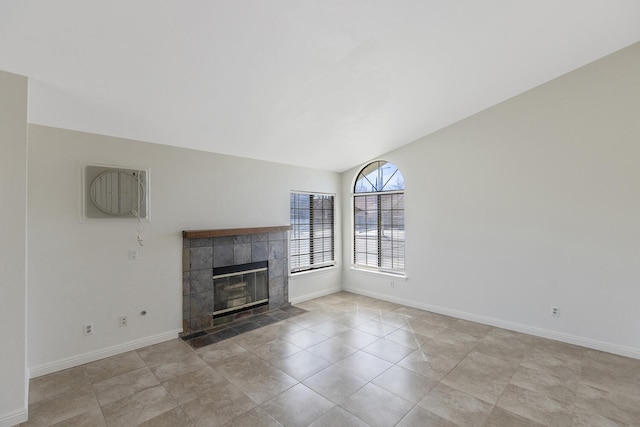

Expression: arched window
xmin=353 ymin=161 xmax=405 ymax=272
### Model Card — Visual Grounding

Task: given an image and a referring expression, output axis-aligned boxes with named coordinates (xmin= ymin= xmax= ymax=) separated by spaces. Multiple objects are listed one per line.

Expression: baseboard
xmin=290 ymin=286 xmax=342 ymax=305
xmin=0 ymin=407 xmax=27 ymax=427
xmin=343 ymin=286 xmax=640 ymax=360
xmin=29 ymin=329 xmax=182 ymax=378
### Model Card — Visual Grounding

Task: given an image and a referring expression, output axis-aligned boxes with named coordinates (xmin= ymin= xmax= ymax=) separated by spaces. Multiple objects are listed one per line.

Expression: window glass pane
xmin=290 ymin=192 xmax=335 ymax=273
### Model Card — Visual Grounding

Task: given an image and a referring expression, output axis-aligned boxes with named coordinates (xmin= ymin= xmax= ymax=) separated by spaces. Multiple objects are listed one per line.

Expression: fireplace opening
xmin=213 ymin=261 xmax=268 ymax=318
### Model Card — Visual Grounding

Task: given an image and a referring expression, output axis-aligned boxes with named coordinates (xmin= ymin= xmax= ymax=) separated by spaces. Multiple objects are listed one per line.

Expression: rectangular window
xmin=290 ymin=192 xmax=335 ymax=273
xmin=354 ymin=192 xmax=404 ymax=272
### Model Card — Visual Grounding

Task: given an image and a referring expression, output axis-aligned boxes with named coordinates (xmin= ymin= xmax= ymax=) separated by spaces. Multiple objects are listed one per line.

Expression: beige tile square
xmin=396 ymin=406 xmax=457 ymax=427
xmin=355 ymin=319 xmax=399 ymax=337
xmin=372 ymin=364 xmax=438 ymax=403
xmin=181 ymin=382 xmax=256 ymax=426
xmin=137 ymin=407 xmax=194 ymax=427
xmin=307 ymin=319 xmax=352 ymax=337
xmin=93 ymin=366 xmax=160 ymax=406
xmin=196 ymin=339 xmax=248 ymax=364
xmin=306 ymin=337 xmax=358 ymax=363
xmin=281 ymin=328 xmax=329 ymax=349
xmin=261 ymin=383 xmax=334 ymax=426
xmin=334 ymin=350 xmax=393 ymax=381
xmin=484 ymin=406 xmax=546 ymax=427
xmin=397 ymin=341 xmax=468 ymax=381
xmin=509 ymin=365 xmax=578 ymax=404
xmin=250 ymin=338 xmax=302 ymax=363
xmin=162 ymin=365 xmax=228 ymax=406
xmin=28 ymin=366 xmax=91 ymax=405
xmin=303 ymin=365 xmax=367 ymax=404
xmin=101 ymin=385 xmax=178 ymax=427
xmin=271 ymin=349 xmax=331 ymax=381
xmin=85 ymin=351 xmax=146 ymax=384
xmin=49 ymin=408 xmax=106 ymax=427
xmin=362 ymin=337 xmax=414 ymax=363
xmin=220 ymin=407 xmax=283 ymax=427
xmin=496 ymin=384 xmax=574 ymax=426
xmin=419 ymin=383 xmax=493 ymax=427
xmin=575 ymin=382 xmax=640 ymax=425
xmin=341 ymin=383 xmax=414 ymax=427
xmin=333 ymin=329 xmax=379 ymax=349
xmin=308 ymin=406 xmax=369 ymax=427
xmin=22 ymin=382 xmax=99 ymax=427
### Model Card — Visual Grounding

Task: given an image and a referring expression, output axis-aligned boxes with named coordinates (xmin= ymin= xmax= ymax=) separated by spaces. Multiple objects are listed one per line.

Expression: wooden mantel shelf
xmin=183 ymin=225 xmax=290 ymax=239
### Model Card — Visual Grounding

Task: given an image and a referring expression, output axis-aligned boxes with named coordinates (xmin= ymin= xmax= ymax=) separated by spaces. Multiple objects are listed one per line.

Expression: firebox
xmin=212 ymin=261 xmax=268 ymax=318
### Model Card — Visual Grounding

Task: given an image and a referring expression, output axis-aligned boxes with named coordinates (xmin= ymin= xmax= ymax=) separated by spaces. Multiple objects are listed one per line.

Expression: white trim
xmin=290 ymin=264 xmax=338 ymax=278
xmin=0 ymin=407 xmax=28 ymax=427
xmin=343 ymin=286 xmax=640 ymax=360
xmin=350 ymin=266 xmax=408 ymax=280
xmin=29 ymin=329 xmax=181 ymax=378
xmin=289 ymin=286 xmax=342 ymax=304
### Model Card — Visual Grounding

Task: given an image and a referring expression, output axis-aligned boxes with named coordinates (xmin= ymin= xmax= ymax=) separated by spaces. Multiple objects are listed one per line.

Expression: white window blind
xmin=290 ymin=193 xmax=335 ymax=273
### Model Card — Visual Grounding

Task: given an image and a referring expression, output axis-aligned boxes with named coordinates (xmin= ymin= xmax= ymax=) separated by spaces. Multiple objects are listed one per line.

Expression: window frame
xmin=289 ymin=191 xmax=336 ymax=274
xmin=352 ymin=161 xmax=405 ymax=275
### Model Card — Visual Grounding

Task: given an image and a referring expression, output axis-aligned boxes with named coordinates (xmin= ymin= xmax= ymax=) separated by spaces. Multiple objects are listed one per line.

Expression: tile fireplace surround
xmin=182 ymin=226 xmax=290 ymax=337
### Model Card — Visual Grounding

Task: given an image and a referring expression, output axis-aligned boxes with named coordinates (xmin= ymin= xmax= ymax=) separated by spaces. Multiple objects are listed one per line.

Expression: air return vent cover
xmin=84 ymin=165 xmax=149 ymax=219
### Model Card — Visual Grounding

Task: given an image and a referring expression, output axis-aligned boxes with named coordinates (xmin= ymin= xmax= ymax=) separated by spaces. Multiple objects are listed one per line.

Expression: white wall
xmin=27 ymin=125 xmax=341 ymax=376
xmin=0 ymin=71 xmax=28 ymax=426
xmin=342 ymin=43 xmax=640 ymax=358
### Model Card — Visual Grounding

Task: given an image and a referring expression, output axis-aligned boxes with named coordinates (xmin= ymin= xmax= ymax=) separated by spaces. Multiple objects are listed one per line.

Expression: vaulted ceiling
xmin=1 ymin=1 xmax=639 ymax=171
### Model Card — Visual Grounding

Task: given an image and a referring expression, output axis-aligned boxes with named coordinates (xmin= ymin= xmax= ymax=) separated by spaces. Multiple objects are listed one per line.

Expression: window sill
xmin=290 ymin=265 xmax=338 ymax=279
xmin=350 ymin=266 xmax=408 ymax=280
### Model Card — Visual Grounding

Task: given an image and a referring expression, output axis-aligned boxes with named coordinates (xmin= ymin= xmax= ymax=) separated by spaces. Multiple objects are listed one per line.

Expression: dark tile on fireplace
xmin=190 ymin=246 xmax=213 ymax=270
xmin=213 ymin=244 xmax=234 ymax=267
xmin=234 ymin=243 xmax=252 ymax=265
xmin=190 ymin=237 xmax=212 ymax=248
xmin=190 ymin=314 xmax=213 ymax=332
xmin=231 ymin=322 xmax=262 ymax=335
xmin=252 ymin=314 xmax=281 ymax=327
xmin=252 ymin=242 xmax=269 ymax=262
xmin=268 ymin=231 xmax=285 ymax=241
xmin=268 ymin=310 xmax=298 ymax=321
xmin=190 ymin=291 xmax=213 ymax=318
xmin=213 ymin=236 xmax=234 ymax=246
xmin=252 ymin=233 xmax=268 ymax=242
xmin=188 ymin=328 xmax=240 ymax=349
xmin=190 ymin=269 xmax=213 ymax=294
xmin=269 ymin=260 xmax=285 ymax=280
xmin=185 ymin=306 xmax=307 ymax=350
xmin=268 ymin=240 xmax=285 ymax=260
xmin=234 ymin=234 xmax=251 ymax=244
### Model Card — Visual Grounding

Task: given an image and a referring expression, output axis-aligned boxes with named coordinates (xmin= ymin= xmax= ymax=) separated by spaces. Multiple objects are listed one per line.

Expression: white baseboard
xmin=290 ymin=286 xmax=342 ymax=305
xmin=343 ymin=286 xmax=640 ymax=360
xmin=29 ymin=329 xmax=182 ymax=378
xmin=0 ymin=407 xmax=27 ymax=427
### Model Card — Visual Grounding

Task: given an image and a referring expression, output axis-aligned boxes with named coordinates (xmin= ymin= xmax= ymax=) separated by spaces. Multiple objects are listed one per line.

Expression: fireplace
xmin=182 ymin=226 xmax=290 ymax=336
xmin=213 ymin=261 xmax=269 ymax=316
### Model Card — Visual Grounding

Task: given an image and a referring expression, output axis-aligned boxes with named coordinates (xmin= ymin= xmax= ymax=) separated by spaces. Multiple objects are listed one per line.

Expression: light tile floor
xmin=22 ymin=292 xmax=640 ymax=426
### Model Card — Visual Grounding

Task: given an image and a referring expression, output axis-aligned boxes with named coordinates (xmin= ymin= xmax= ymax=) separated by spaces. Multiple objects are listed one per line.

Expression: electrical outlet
xmin=129 ymin=249 xmax=138 ymax=261
xmin=84 ymin=323 xmax=93 ymax=335
xmin=119 ymin=316 xmax=128 ymax=327
xmin=551 ymin=306 xmax=560 ymax=317
xmin=390 ymin=280 xmax=395 ymax=288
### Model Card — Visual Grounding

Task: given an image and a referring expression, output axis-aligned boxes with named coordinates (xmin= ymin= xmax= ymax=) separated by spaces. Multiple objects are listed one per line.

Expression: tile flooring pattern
xmin=22 ymin=292 xmax=640 ymax=426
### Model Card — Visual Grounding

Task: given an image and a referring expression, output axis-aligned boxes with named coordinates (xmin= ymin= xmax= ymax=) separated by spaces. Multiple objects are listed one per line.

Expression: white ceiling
xmin=1 ymin=1 xmax=639 ymax=172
